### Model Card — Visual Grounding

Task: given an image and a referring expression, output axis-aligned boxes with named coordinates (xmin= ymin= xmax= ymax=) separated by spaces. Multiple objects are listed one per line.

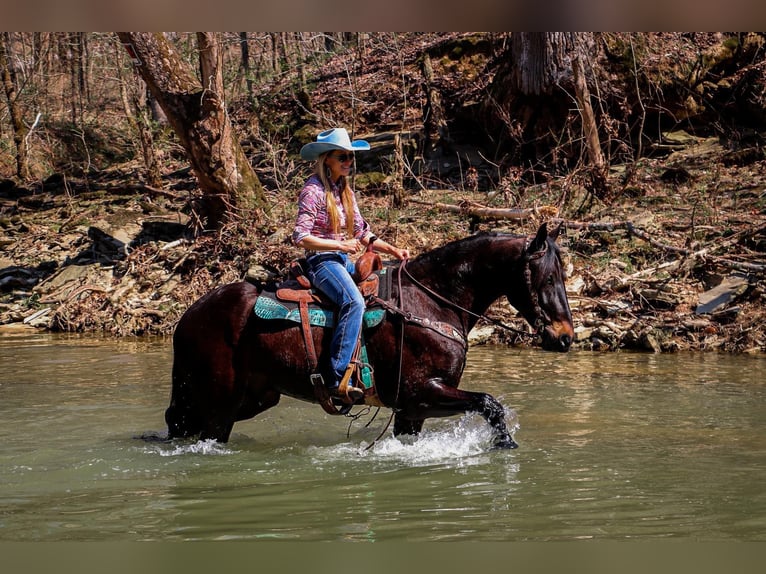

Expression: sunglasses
xmin=332 ymin=152 xmax=355 ymax=162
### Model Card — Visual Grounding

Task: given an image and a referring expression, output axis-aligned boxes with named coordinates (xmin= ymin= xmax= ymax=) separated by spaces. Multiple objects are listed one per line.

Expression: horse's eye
xmin=546 ymin=276 xmax=554 ymax=286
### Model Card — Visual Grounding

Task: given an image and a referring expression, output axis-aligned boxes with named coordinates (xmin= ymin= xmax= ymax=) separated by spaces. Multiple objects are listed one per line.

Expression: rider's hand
xmin=338 ymin=238 xmax=362 ymax=254
xmin=395 ymin=248 xmax=410 ymax=260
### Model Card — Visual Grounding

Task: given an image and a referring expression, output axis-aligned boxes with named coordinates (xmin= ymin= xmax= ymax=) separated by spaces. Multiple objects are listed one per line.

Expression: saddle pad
xmin=253 ymin=292 xmax=386 ymax=330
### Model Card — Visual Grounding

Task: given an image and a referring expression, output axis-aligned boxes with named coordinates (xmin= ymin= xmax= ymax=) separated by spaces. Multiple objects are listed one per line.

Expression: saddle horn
xmin=354 ymin=240 xmax=383 ymax=282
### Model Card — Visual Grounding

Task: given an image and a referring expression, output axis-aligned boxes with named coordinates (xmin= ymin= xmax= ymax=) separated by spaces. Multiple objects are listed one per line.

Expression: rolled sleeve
xmin=292 ymin=181 xmax=323 ymax=245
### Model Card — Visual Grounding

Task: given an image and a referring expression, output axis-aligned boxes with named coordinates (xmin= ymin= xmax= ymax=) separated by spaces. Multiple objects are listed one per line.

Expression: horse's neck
xmin=404 ymin=236 xmax=522 ymax=326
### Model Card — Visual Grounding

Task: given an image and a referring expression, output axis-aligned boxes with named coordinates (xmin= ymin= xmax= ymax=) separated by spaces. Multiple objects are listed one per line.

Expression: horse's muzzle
xmin=541 ymin=322 xmax=574 ymax=352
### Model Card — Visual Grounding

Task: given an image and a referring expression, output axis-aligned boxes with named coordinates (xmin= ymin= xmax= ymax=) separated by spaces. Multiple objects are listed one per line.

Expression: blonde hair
xmin=315 ymin=152 xmax=355 ymax=238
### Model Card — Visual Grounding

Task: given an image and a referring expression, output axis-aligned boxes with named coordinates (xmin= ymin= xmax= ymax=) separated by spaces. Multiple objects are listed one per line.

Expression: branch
xmin=409 ymin=198 xmax=536 ymax=221
xmin=554 ymin=218 xmax=766 ymax=275
xmin=409 ymin=200 xmax=766 ymax=274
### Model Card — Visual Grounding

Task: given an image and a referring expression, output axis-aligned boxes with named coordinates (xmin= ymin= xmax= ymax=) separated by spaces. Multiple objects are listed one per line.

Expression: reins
xmin=397 ymin=242 xmax=548 ymax=342
xmin=358 ymin=238 xmax=548 ymax=451
xmin=360 ymin=259 xmax=407 ymax=452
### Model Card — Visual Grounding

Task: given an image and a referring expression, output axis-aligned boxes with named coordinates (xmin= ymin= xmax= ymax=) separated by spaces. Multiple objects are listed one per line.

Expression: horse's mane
xmin=406 ymin=229 xmax=562 ymax=281
xmin=411 ymin=231 xmax=524 ymax=266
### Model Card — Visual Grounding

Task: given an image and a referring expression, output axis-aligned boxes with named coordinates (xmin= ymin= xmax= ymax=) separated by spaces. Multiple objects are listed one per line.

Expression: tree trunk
xmin=116 ymin=32 xmax=266 ymax=228
xmin=118 ymin=44 xmax=162 ymax=189
xmin=420 ymin=53 xmax=449 ymax=157
xmin=392 ymin=133 xmax=405 ymax=207
xmin=510 ymin=32 xmax=572 ymax=95
xmin=238 ymin=32 xmax=254 ymax=103
xmin=569 ymin=34 xmax=608 ymax=199
xmin=0 ymin=32 xmax=30 ymax=180
xmin=487 ymin=32 xmax=607 ymax=185
xmin=269 ymin=33 xmax=280 ymax=75
xmin=571 ymin=49 xmax=606 ymax=165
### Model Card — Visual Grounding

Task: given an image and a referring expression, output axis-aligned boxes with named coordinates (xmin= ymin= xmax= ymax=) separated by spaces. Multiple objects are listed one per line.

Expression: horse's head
xmin=511 ymin=222 xmax=574 ymax=352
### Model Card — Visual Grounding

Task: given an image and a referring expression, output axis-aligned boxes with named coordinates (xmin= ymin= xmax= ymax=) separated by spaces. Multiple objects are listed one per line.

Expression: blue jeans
xmin=306 ymin=252 xmax=364 ymax=387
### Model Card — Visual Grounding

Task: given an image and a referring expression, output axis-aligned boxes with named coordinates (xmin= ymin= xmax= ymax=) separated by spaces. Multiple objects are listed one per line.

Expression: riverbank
xmin=2 ymin=131 xmax=765 ymax=353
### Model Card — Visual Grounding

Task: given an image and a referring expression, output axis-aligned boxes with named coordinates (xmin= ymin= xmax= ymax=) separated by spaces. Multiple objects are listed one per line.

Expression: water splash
xmin=142 ymin=438 xmax=238 ymax=457
xmin=309 ymin=413 xmax=519 ymax=467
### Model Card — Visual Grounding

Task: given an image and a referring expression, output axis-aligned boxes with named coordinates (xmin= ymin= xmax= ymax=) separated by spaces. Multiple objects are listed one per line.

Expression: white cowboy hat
xmin=299 ymin=127 xmax=370 ymax=160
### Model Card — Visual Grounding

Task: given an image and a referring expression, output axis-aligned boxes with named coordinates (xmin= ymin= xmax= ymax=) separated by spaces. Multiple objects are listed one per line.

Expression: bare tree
xmin=117 ymin=42 xmax=162 ymax=188
xmin=489 ymin=32 xmax=608 ymax=196
xmin=0 ymin=32 xmax=30 ymax=180
xmin=117 ymin=32 xmax=266 ymax=229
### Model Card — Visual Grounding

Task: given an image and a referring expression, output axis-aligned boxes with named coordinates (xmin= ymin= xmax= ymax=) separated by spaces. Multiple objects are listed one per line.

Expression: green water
xmin=1 ymin=331 xmax=765 ymax=541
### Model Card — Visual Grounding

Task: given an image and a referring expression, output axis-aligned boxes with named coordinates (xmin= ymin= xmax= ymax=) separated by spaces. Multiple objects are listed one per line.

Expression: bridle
xmin=398 ymin=239 xmax=549 ymax=342
xmin=356 ymin=238 xmax=549 ymax=449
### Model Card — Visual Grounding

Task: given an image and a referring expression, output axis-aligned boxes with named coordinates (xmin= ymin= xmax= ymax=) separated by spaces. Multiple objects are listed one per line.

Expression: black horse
xmin=166 ymin=223 xmax=574 ymax=449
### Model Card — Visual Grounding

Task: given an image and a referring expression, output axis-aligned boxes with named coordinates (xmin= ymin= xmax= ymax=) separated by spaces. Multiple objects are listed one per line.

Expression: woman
xmin=293 ymin=128 xmax=410 ymax=402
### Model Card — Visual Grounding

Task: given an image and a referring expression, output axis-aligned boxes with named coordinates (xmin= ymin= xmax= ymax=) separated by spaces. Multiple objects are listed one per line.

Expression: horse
xmin=165 ymin=222 xmax=574 ymax=449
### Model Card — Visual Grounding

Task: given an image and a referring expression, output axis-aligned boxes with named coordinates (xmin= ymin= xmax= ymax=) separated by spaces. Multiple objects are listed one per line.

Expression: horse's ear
xmin=549 ymin=221 xmax=562 ymax=241
xmin=527 ymin=222 xmax=548 ymax=255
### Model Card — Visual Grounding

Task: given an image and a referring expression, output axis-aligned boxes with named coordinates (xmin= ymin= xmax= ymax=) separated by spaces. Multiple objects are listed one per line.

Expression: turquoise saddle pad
xmin=253 ymin=293 xmax=386 ymax=330
xmin=252 ymin=292 xmax=385 ymax=390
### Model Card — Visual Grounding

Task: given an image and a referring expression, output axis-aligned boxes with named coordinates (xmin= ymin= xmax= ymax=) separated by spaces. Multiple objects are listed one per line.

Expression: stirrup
xmin=331 ymin=384 xmax=363 ymax=403
xmin=336 ymin=361 xmax=364 ymax=403
xmin=310 ymin=373 xmax=356 ymax=415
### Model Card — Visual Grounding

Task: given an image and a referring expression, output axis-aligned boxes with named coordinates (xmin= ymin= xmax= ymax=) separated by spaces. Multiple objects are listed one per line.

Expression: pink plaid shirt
xmin=292 ymin=174 xmax=370 ymax=246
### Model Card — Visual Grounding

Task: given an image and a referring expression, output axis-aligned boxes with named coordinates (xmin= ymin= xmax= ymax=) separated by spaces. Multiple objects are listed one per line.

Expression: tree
xmin=508 ymin=32 xmax=571 ymax=96
xmin=485 ymin=32 xmax=609 ymax=198
xmin=116 ymin=44 xmax=162 ymax=189
xmin=116 ymin=32 xmax=267 ymax=229
xmin=420 ymin=52 xmax=449 ymax=157
xmin=0 ymin=32 xmax=30 ymax=180
xmin=569 ymin=36 xmax=607 ymax=197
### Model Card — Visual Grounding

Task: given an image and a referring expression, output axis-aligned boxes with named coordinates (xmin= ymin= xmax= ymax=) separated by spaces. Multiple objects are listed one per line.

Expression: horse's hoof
xmin=493 ymin=436 xmax=518 ymax=449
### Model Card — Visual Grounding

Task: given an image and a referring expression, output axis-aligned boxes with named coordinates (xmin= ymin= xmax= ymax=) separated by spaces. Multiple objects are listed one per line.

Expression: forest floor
xmin=2 ymin=129 xmax=766 ymax=354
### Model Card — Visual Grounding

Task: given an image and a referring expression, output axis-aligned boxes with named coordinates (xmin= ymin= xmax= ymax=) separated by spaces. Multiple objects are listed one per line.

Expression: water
xmin=1 ymin=330 xmax=765 ymax=541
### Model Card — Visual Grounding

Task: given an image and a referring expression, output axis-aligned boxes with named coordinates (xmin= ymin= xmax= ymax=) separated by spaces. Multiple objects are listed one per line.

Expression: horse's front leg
xmin=393 ymin=415 xmax=424 ymax=437
xmin=400 ymin=378 xmax=518 ymax=449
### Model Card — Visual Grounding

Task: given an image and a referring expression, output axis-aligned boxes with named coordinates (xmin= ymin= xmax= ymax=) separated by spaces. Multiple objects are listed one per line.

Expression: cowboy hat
xmin=299 ymin=128 xmax=370 ymax=160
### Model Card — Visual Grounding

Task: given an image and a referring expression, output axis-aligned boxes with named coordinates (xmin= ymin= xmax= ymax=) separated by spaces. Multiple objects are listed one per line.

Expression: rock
xmin=246 ymin=264 xmax=280 ymax=285
xmin=596 ymin=299 xmax=632 ymax=316
xmin=695 ymin=274 xmax=749 ymax=315
xmin=87 ymin=225 xmax=132 ymax=258
xmin=36 ymin=264 xmax=92 ymax=295
xmin=0 ymin=322 xmax=38 ymax=333
xmin=661 ymin=130 xmax=703 ymax=146
xmin=639 ymin=331 xmax=661 ymax=353
xmin=639 ymin=288 xmax=680 ymax=309
xmin=566 ymin=275 xmax=586 ymax=295
xmin=468 ymin=324 xmax=495 ymax=345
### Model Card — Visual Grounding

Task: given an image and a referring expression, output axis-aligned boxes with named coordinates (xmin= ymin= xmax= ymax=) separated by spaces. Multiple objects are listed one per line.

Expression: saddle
xmin=281 ymin=248 xmax=383 ymax=301
xmin=263 ymin=248 xmax=387 ymax=415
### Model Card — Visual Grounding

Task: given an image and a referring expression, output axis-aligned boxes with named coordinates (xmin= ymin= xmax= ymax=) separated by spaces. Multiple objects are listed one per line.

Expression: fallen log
xmin=408 ymin=198 xmax=555 ymax=221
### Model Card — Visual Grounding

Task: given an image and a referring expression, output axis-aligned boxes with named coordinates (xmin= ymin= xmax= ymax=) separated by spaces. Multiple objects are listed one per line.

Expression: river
xmin=1 ymin=330 xmax=765 ymax=541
